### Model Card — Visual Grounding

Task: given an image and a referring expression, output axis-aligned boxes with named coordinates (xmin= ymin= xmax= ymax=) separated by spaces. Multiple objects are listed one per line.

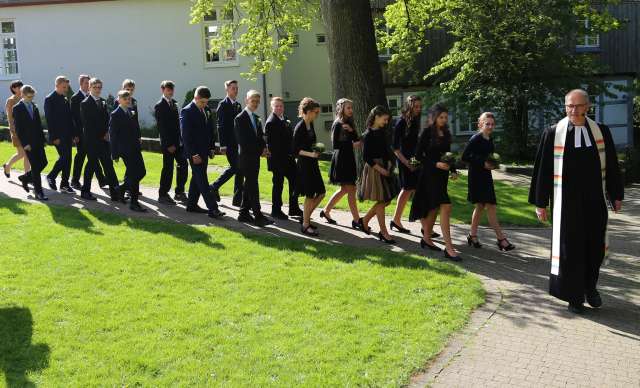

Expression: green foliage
xmin=190 ymin=0 xmax=319 ymax=79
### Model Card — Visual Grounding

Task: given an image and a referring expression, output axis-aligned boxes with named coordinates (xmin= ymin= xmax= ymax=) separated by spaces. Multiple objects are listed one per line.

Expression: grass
xmin=0 ymin=141 xmax=541 ymax=226
xmin=0 ymin=196 xmax=484 ymax=386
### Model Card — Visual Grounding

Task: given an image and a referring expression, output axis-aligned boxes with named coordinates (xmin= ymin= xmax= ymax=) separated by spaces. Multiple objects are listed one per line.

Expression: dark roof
xmin=0 ymin=0 xmax=111 ymax=7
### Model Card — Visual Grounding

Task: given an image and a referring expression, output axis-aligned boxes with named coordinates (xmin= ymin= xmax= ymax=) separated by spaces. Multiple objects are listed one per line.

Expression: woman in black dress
xmin=409 ymin=104 xmax=461 ymax=261
xmin=390 ymin=95 xmax=421 ymax=233
xmin=461 ymin=112 xmax=514 ymax=251
xmin=359 ymin=106 xmax=398 ymax=244
xmin=320 ymin=98 xmax=362 ymax=228
xmin=293 ymin=97 xmax=326 ymax=236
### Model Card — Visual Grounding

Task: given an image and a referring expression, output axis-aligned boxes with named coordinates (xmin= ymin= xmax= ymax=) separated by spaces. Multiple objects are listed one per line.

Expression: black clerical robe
xmin=529 ymin=119 xmax=623 ymax=304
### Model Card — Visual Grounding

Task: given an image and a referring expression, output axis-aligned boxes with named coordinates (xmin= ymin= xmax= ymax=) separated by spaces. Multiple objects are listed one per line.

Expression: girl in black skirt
xmin=461 ymin=112 xmax=514 ymax=251
xmin=320 ymin=98 xmax=362 ymax=229
xmin=293 ymin=97 xmax=325 ymax=236
xmin=390 ymin=95 xmax=421 ymax=233
xmin=409 ymin=104 xmax=461 ymax=261
xmin=359 ymin=106 xmax=399 ymax=244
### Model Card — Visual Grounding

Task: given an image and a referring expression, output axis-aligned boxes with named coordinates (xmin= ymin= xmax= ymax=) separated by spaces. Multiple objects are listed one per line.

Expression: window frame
xmin=576 ymin=18 xmax=600 ymax=49
xmin=0 ymin=19 xmax=20 ymax=80
xmin=202 ymin=9 xmax=239 ymax=68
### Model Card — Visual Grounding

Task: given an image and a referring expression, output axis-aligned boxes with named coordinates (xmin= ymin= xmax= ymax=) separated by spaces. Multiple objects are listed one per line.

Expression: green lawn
xmin=0 ymin=196 xmax=483 ymax=386
xmin=0 ymin=141 xmax=540 ymax=226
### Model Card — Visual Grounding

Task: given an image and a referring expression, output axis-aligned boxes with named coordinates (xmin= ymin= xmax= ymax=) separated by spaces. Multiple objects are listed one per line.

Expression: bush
xmin=619 ymin=146 xmax=640 ymax=186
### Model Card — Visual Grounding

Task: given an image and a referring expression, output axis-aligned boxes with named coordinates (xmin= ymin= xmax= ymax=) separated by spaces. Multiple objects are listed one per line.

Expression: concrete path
xmin=1 ymin=171 xmax=638 ymax=388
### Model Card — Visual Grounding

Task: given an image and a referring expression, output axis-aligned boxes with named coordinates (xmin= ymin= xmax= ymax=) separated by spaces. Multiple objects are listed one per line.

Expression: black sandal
xmin=497 ymin=238 xmax=515 ymax=251
xmin=319 ymin=210 xmax=337 ymax=225
xmin=301 ymin=224 xmax=319 ymax=236
xmin=358 ymin=218 xmax=371 ymax=235
xmin=467 ymin=234 xmax=482 ymax=248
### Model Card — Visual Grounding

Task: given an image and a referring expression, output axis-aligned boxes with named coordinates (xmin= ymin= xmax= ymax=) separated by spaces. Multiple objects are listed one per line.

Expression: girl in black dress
xmin=320 ymin=98 xmax=363 ymax=229
xmin=359 ymin=106 xmax=399 ymax=244
xmin=390 ymin=95 xmax=421 ymax=233
xmin=293 ymin=97 xmax=326 ymax=236
xmin=461 ymin=112 xmax=514 ymax=251
xmin=409 ymin=104 xmax=461 ymax=261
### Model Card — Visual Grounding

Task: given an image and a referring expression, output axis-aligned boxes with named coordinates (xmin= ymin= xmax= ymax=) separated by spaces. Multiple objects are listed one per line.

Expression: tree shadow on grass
xmin=0 ymin=193 xmax=27 ymax=215
xmin=0 ymin=307 xmax=50 ymax=388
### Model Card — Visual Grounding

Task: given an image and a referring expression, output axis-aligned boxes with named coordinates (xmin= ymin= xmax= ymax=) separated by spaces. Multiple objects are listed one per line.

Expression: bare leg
xmin=6 ymin=145 xmax=30 ymax=171
xmin=392 ymin=189 xmax=414 ymax=226
xmin=322 ymin=186 xmax=346 ymax=217
xmin=470 ymin=203 xmax=485 ymax=237
xmin=302 ymin=197 xmax=314 ymax=228
xmin=486 ymin=204 xmax=506 ymax=241
xmin=376 ymin=202 xmax=391 ymax=239
xmin=345 ymin=185 xmax=360 ymax=222
xmin=440 ymin=204 xmax=457 ymax=255
xmin=362 ymin=204 xmax=377 ymax=231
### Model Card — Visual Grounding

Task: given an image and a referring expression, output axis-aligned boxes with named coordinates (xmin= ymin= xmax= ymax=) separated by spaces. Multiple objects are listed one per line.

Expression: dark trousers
xmin=159 ymin=147 xmax=188 ymax=195
xmin=48 ymin=139 xmax=72 ymax=186
xmin=211 ymin=147 xmax=243 ymax=205
xmin=271 ymin=161 xmax=298 ymax=211
xmin=122 ymin=152 xmax=146 ymax=202
xmin=82 ymin=140 xmax=119 ymax=193
xmin=240 ymin=158 xmax=261 ymax=215
xmin=73 ymin=136 xmax=105 ymax=184
xmin=25 ymin=147 xmax=48 ymax=194
xmin=188 ymin=159 xmax=219 ymax=211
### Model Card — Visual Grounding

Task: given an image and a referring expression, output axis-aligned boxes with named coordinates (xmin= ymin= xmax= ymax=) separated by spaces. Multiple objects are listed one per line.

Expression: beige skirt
xmin=359 ymin=159 xmax=399 ymax=203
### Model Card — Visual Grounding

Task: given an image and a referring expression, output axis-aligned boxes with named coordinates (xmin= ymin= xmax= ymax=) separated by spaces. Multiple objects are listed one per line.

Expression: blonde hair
xmin=477 ymin=112 xmax=495 ymax=131
xmin=335 ymin=98 xmax=353 ymax=122
xmin=89 ymin=78 xmax=102 ymax=87
xmin=55 ymin=75 xmax=69 ymax=85
xmin=246 ymin=89 xmax=261 ymax=100
xmin=270 ymin=96 xmax=284 ymax=109
xmin=117 ymin=90 xmax=131 ymax=99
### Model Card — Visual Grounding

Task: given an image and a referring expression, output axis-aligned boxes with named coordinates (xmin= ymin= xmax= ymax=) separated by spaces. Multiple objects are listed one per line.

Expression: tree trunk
xmin=503 ymin=94 xmax=530 ymax=160
xmin=320 ymin=0 xmax=387 ymax=134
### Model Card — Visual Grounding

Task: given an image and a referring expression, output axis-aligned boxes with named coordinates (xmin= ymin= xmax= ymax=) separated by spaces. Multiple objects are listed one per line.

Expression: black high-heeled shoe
xmin=358 ymin=218 xmax=371 ymax=235
xmin=3 ymin=164 xmax=9 ymax=178
xmin=497 ymin=238 xmax=515 ymax=251
xmin=378 ymin=232 xmax=396 ymax=244
xmin=352 ymin=219 xmax=361 ymax=230
xmin=319 ymin=210 xmax=337 ymax=225
xmin=420 ymin=228 xmax=440 ymax=239
xmin=389 ymin=220 xmax=410 ymax=233
xmin=420 ymin=239 xmax=442 ymax=252
xmin=444 ymin=249 xmax=462 ymax=262
xmin=467 ymin=234 xmax=482 ymax=248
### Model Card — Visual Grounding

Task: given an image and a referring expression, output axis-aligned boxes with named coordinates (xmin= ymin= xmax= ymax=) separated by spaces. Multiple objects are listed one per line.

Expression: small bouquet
xmin=312 ymin=142 xmax=325 ymax=153
xmin=409 ymin=157 xmax=421 ymax=168
xmin=440 ymin=152 xmax=456 ymax=167
xmin=487 ymin=152 xmax=501 ymax=169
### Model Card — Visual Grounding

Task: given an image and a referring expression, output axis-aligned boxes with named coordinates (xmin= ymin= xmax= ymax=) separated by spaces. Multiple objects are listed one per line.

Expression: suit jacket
xmin=234 ymin=109 xmax=266 ymax=172
xmin=109 ymin=106 xmax=142 ymax=160
xmin=155 ymin=97 xmax=181 ymax=149
xmin=180 ymin=101 xmax=217 ymax=159
xmin=265 ymin=113 xmax=294 ymax=172
xmin=44 ymin=91 xmax=75 ymax=142
xmin=216 ymin=96 xmax=242 ymax=148
xmin=70 ymin=90 xmax=88 ymax=139
xmin=13 ymin=101 xmax=46 ymax=149
xmin=80 ymin=95 xmax=110 ymax=150
xmin=128 ymin=97 xmax=141 ymax=131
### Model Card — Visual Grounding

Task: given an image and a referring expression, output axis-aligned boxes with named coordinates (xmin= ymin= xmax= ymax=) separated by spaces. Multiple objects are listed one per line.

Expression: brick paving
xmin=1 ymin=171 xmax=638 ymax=387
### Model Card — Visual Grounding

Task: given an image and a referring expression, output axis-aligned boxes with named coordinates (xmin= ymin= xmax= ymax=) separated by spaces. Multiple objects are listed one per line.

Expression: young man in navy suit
xmin=13 ymin=85 xmax=48 ymax=200
xmin=44 ymin=75 xmax=75 ymax=193
xmin=210 ymin=80 xmax=243 ymax=206
xmin=180 ymin=86 xmax=225 ymax=219
xmin=155 ymin=80 xmax=188 ymax=205
xmin=235 ymin=90 xmax=273 ymax=227
xmin=109 ymin=90 xmax=146 ymax=212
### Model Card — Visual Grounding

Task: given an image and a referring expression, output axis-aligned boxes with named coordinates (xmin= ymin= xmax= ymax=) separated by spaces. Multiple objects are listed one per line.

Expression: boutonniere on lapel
xmin=206 ymin=110 xmax=211 ymax=119
xmin=64 ymin=96 xmax=69 ymax=103
xmin=131 ymin=110 xmax=136 ymax=116
xmin=101 ymin=100 xmax=106 ymax=108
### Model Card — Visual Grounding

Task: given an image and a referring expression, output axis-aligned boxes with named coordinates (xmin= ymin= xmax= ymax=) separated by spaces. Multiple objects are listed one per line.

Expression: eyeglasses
xmin=565 ymin=104 xmax=587 ymax=110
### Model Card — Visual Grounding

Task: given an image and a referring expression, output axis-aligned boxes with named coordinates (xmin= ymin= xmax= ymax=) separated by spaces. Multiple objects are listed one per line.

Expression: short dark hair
xmin=9 ymin=80 xmax=23 ymax=95
xmin=195 ymin=86 xmax=211 ymax=99
xmin=298 ymin=97 xmax=320 ymax=117
xmin=160 ymin=80 xmax=175 ymax=90
xmin=224 ymin=80 xmax=238 ymax=88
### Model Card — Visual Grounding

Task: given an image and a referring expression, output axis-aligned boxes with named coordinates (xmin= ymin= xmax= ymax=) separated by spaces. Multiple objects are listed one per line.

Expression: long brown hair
xmin=401 ymin=95 xmax=422 ymax=123
xmin=365 ymin=105 xmax=390 ymax=129
xmin=426 ymin=103 xmax=451 ymax=144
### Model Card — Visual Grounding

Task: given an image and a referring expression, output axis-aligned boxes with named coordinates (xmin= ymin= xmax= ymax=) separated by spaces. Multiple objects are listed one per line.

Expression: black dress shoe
xmin=288 ymin=207 xmax=304 ymax=217
xmin=208 ymin=208 xmax=225 ymax=219
xmin=158 ymin=194 xmax=177 ymax=205
xmin=18 ymin=174 xmax=30 ymax=192
xmin=232 ymin=198 xmax=242 ymax=207
xmin=98 ymin=180 xmax=108 ymax=189
xmin=444 ymin=249 xmax=462 ymax=262
xmin=70 ymin=180 xmax=82 ymax=190
xmin=390 ymin=221 xmax=410 ymax=233
xmin=109 ymin=188 xmax=122 ymax=202
xmin=420 ymin=239 xmax=442 ymax=252
xmin=174 ymin=192 xmax=188 ymax=203
xmin=80 ymin=191 xmax=97 ymax=201
xmin=301 ymin=224 xmax=319 ymax=236
xmin=129 ymin=202 xmax=147 ymax=212
xmin=271 ymin=209 xmax=289 ymax=220
xmin=210 ymin=188 xmax=221 ymax=202
xmin=186 ymin=205 xmax=208 ymax=214
xmin=60 ymin=185 xmax=75 ymax=194
xmin=568 ymin=302 xmax=585 ymax=314
xmin=586 ymin=290 xmax=602 ymax=308
xmin=319 ymin=210 xmax=337 ymax=225
xmin=47 ymin=176 xmax=58 ymax=191
xmin=237 ymin=212 xmax=255 ymax=223
xmin=35 ymin=192 xmax=48 ymax=201
xmin=352 ymin=219 xmax=361 ymax=230
xmin=254 ymin=215 xmax=274 ymax=227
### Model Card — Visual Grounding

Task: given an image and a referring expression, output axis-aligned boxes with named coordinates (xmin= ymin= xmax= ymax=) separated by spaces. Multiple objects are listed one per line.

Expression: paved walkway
xmin=1 ymin=172 xmax=638 ymax=387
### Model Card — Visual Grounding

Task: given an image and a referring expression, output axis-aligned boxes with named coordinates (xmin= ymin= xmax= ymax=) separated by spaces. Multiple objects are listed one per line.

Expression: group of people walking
xmin=4 ymin=77 xmax=516 ymax=262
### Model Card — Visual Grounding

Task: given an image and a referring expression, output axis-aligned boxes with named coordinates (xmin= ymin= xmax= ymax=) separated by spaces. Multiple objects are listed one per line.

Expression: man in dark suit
xmin=119 ymin=79 xmax=141 ymax=198
xmin=44 ymin=76 xmax=75 ymax=193
xmin=210 ymin=79 xmax=243 ymax=206
xmin=70 ymin=74 xmax=106 ymax=190
xmin=235 ymin=90 xmax=273 ymax=227
xmin=265 ymin=96 xmax=302 ymax=219
xmin=109 ymin=90 xmax=146 ymax=212
xmin=13 ymin=85 xmax=48 ymax=200
xmin=155 ymin=80 xmax=188 ymax=205
xmin=79 ymin=78 xmax=121 ymax=201
xmin=180 ymin=86 xmax=225 ymax=219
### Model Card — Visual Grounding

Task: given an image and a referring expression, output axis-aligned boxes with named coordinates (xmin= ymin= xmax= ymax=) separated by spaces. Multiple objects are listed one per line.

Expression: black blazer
xmin=44 ymin=91 xmax=75 ymax=142
xmin=180 ymin=101 xmax=217 ymax=159
xmin=216 ymin=96 xmax=242 ymax=148
xmin=80 ymin=95 xmax=110 ymax=149
xmin=264 ymin=113 xmax=294 ymax=172
xmin=155 ymin=97 xmax=181 ymax=149
xmin=70 ymin=90 xmax=87 ymax=139
xmin=13 ymin=101 xmax=46 ymax=149
xmin=234 ymin=109 xmax=266 ymax=170
xmin=109 ymin=106 xmax=142 ymax=160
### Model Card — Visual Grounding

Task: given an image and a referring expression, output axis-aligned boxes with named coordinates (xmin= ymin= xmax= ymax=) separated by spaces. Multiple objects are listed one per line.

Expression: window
xmin=203 ymin=9 xmax=238 ymax=67
xmin=291 ymin=34 xmax=299 ymax=47
xmin=316 ymin=34 xmax=326 ymax=45
xmin=576 ymin=19 xmax=599 ymax=49
xmin=321 ymin=104 xmax=333 ymax=114
xmin=387 ymin=95 xmax=401 ymax=117
xmin=0 ymin=20 xmax=19 ymax=77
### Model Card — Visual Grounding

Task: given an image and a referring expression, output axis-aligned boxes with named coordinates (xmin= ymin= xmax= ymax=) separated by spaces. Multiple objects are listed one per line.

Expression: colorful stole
xmin=551 ymin=117 xmax=609 ymax=275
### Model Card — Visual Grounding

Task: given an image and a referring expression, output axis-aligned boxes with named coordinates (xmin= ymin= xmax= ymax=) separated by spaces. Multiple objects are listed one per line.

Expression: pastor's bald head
xmin=565 ymin=89 xmax=590 ymax=105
